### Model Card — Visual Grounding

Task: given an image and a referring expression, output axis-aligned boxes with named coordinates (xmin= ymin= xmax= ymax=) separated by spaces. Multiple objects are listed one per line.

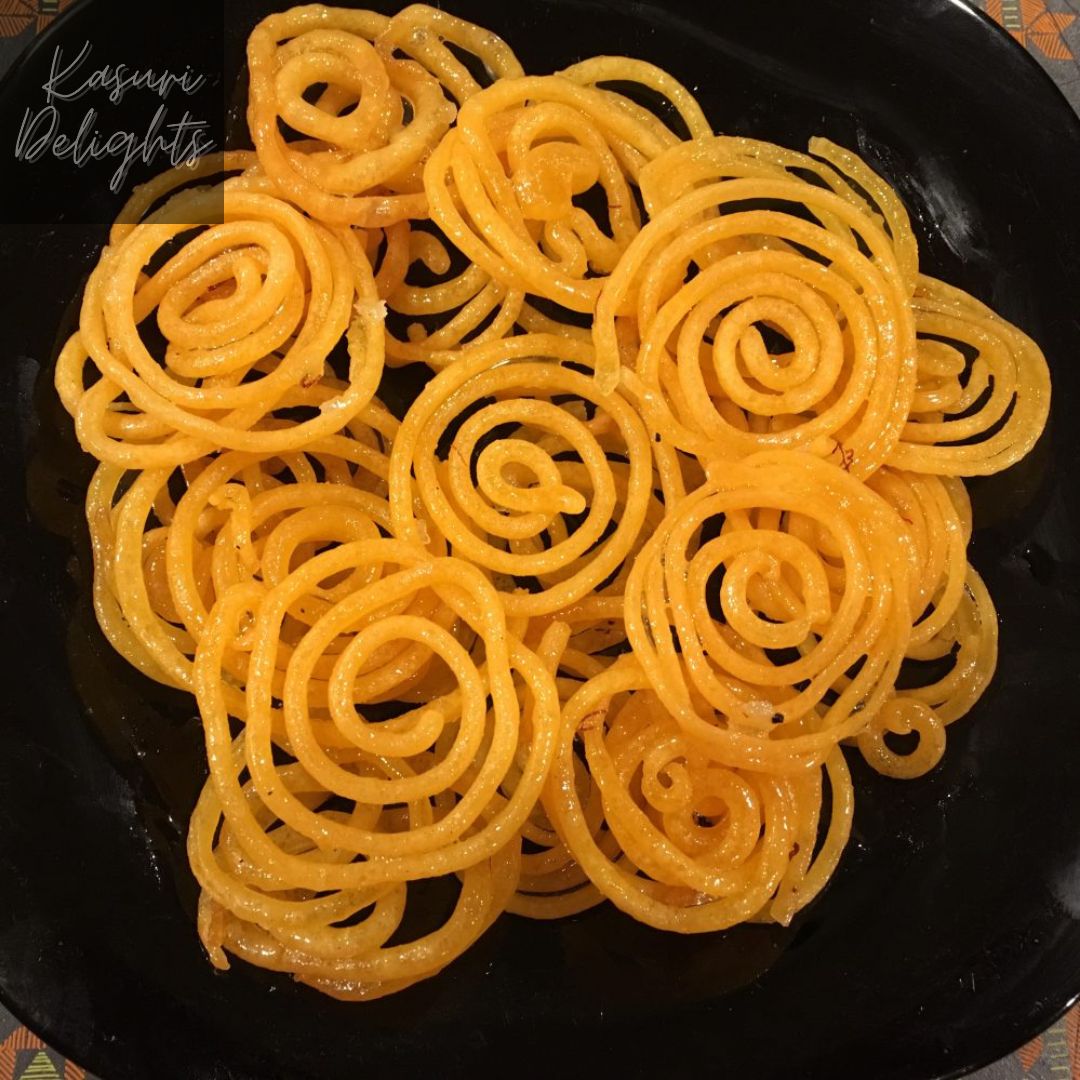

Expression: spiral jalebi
xmin=53 ymin=2 xmax=1050 ymax=1003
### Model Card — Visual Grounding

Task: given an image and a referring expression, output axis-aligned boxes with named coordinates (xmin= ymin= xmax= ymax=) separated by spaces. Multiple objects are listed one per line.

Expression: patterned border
xmin=986 ymin=0 xmax=1076 ymax=60
xmin=0 ymin=1026 xmax=85 ymax=1080
xmin=0 ymin=0 xmax=75 ymax=38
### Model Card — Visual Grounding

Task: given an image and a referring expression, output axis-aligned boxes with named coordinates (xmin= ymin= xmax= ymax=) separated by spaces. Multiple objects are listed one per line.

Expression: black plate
xmin=1 ymin=1 xmax=1079 ymax=1078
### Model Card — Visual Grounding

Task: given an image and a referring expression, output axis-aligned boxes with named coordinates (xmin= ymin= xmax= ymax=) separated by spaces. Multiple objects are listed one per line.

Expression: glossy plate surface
xmin=0 ymin=1 xmax=1078 ymax=1077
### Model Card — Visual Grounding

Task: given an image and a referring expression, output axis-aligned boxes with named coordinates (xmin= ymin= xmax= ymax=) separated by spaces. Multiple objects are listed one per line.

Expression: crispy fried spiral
xmin=246 ymin=3 xmax=521 ymax=227
xmin=388 ymin=333 xmax=654 ymax=617
xmin=889 ymin=275 xmax=1051 ymax=475
xmin=84 ymin=409 xmax=398 ymax=694
xmin=55 ymin=182 xmax=385 ymax=469
xmin=189 ymin=541 xmax=561 ymax=999
xmin=597 ymin=137 xmax=918 ymax=473
xmin=625 ymin=451 xmax=916 ymax=773
xmin=543 ymin=661 xmax=853 ymax=930
xmin=423 ymin=61 xmax=710 ymax=321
